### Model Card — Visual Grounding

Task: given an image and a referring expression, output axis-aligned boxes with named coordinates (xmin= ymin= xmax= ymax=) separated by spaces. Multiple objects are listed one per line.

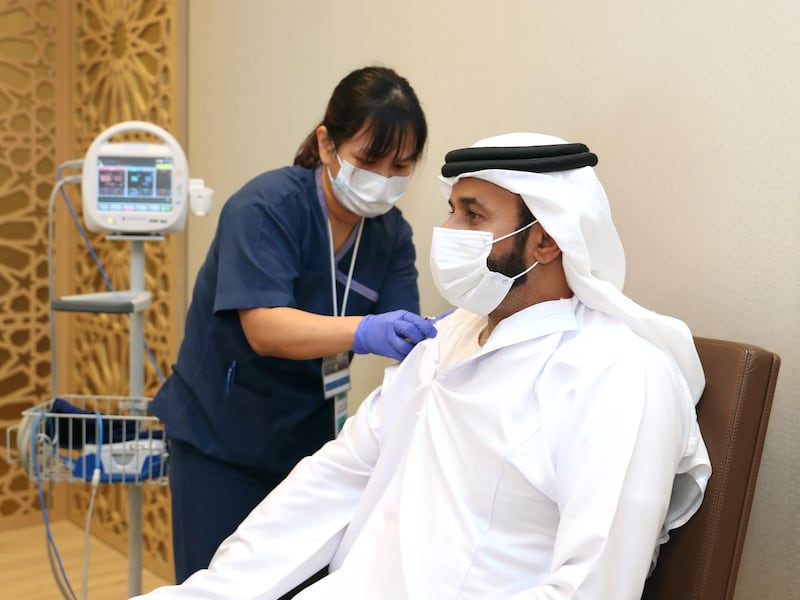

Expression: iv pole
xmin=128 ymin=237 xmax=146 ymax=598
xmin=46 ymin=121 xmax=211 ymax=597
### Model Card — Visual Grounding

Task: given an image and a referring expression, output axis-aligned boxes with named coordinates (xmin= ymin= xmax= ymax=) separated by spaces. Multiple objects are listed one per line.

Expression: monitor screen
xmin=96 ymin=155 xmax=173 ymax=213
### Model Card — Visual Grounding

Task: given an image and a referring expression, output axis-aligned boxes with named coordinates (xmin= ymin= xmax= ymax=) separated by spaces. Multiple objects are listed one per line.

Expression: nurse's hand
xmin=353 ymin=310 xmax=438 ymax=361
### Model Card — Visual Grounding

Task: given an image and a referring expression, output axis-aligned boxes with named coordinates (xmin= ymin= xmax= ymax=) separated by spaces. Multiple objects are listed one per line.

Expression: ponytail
xmin=294 ymin=128 xmax=321 ymax=168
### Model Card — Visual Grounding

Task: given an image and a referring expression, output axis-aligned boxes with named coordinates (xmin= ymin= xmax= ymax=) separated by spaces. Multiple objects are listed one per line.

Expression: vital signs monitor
xmin=82 ymin=121 xmax=190 ymax=234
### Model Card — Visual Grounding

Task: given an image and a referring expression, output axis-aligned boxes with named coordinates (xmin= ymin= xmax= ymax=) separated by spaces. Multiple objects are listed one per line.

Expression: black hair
xmin=294 ymin=66 xmax=427 ymax=168
xmin=517 ymin=198 xmax=535 ymax=230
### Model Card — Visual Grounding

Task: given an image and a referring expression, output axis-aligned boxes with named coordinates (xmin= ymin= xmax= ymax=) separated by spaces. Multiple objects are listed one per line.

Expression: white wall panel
xmin=187 ymin=2 xmax=799 ymax=596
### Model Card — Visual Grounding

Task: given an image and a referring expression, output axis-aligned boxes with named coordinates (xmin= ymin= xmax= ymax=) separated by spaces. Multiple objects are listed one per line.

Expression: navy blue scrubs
xmin=150 ymin=165 xmax=420 ymax=582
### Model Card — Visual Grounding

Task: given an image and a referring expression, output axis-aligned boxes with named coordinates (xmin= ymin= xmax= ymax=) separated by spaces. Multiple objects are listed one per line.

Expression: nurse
xmin=149 ymin=65 xmax=436 ymax=583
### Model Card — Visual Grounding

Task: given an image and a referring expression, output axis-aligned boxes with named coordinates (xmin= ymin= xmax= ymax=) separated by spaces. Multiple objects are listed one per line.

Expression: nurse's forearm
xmin=240 ymin=306 xmax=362 ymax=359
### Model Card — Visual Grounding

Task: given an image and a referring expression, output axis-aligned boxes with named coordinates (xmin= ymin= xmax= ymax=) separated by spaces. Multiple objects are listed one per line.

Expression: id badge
xmin=333 ymin=392 xmax=348 ymax=437
xmin=322 ymin=352 xmax=351 ymax=436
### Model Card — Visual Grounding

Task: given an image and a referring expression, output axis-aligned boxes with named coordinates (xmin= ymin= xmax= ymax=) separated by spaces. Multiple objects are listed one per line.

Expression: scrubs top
xmin=149 ymin=166 xmax=420 ymax=476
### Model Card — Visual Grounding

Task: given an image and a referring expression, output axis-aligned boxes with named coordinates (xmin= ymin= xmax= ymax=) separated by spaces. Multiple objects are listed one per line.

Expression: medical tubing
xmin=47 ymin=525 xmax=72 ymax=598
xmin=81 ymin=477 xmax=99 ymax=600
xmin=81 ymin=413 xmax=103 ymax=600
xmin=15 ymin=409 xmax=32 ymax=475
xmin=55 ymin=163 xmax=113 ymax=290
xmin=51 ymin=163 xmax=166 ymax=384
xmin=46 ymin=479 xmax=73 ymax=600
xmin=54 ymin=165 xmax=158 ymax=384
xmin=58 ymin=159 xmax=85 ymax=172
xmin=15 ymin=414 xmax=72 ymax=599
xmin=32 ymin=411 xmax=78 ymax=600
xmin=145 ymin=342 xmax=165 ymax=384
xmin=27 ymin=406 xmax=103 ymax=600
xmin=41 ymin=159 xmax=165 ymax=596
xmin=48 ymin=175 xmax=81 ymax=396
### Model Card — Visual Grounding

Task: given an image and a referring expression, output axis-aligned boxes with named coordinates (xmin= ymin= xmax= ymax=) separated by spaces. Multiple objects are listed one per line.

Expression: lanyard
xmin=327 ymin=217 xmax=365 ymax=317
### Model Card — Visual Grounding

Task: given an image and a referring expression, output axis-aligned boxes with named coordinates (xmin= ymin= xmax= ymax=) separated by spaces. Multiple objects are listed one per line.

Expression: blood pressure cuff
xmin=48 ymin=397 xmax=141 ymax=448
xmin=441 ymin=143 xmax=598 ymax=177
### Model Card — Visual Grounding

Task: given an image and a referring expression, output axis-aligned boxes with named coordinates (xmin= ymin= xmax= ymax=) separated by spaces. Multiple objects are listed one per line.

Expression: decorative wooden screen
xmin=0 ymin=0 xmax=182 ymax=581
xmin=0 ymin=0 xmax=65 ymax=528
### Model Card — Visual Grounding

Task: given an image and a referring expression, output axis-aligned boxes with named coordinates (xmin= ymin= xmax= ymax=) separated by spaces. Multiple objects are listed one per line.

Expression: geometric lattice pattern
xmin=67 ymin=0 xmax=179 ymax=579
xmin=0 ymin=0 xmax=61 ymax=523
xmin=0 ymin=0 xmax=180 ymax=580
xmin=71 ymin=0 xmax=180 ymax=398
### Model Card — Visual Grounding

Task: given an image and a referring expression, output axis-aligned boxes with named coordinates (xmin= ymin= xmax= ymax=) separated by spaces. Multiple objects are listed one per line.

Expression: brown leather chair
xmin=641 ymin=337 xmax=781 ymax=600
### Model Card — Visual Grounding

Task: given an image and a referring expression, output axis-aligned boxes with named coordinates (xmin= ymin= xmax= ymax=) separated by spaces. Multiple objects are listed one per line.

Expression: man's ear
xmin=532 ymin=227 xmax=562 ymax=265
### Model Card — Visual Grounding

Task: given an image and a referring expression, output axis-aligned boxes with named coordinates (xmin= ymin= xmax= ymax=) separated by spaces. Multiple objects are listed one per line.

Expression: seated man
xmin=135 ymin=132 xmax=711 ymax=599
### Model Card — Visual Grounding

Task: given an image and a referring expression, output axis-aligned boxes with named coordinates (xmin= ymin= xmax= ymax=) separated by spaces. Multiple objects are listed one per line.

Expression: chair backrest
xmin=641 ymin=337 xmax=781 ymax=600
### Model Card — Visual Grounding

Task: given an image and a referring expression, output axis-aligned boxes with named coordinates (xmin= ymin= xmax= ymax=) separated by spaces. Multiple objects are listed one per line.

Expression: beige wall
xmin=185 ymin=2 xmax=799 ymax=597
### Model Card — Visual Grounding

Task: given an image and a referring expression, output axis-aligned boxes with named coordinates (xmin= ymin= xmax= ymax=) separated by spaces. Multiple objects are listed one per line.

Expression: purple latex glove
xmin=353 ymin=310 xmax=439 ymax=361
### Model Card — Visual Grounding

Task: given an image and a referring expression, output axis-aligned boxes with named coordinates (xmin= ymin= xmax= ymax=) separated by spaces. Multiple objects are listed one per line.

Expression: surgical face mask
xmin=328 ymin=154 xmax=410 ymax=218
xmin=429 ymin=220 xmax=538 ymax=315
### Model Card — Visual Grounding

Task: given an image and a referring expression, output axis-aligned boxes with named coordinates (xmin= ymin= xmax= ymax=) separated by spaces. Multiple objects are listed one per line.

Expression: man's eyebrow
xmin=450 ymin=196 xmax=486 ymax=210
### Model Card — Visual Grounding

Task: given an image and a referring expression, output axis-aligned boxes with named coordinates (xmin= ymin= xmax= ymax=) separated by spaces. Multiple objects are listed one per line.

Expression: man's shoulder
xmin=556 ymin=307 xmax=668 ymax=370
xmin=434 ymin=308 xmax=484 ymax=340
xmin=541 ymin=308 xmax=690 ymax=418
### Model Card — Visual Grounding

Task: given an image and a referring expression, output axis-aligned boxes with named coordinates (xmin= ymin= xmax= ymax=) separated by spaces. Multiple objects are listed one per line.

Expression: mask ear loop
xmin=511 ymin=260 xmax=539 ymax=281
xmin=491 ymin=219 xmax=538 ymax=244
xmin=491 ymin=219 xmax=540 ymax=280
xmin=327 ymin=150 xmax=346 ymax=185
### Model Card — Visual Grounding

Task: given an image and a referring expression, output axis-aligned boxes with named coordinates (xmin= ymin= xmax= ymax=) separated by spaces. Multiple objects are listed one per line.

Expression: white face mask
xmin=429 ymin=221 xmax=538 ymax=315
xmin=328 ymin=154 xmax=410 ymax=218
